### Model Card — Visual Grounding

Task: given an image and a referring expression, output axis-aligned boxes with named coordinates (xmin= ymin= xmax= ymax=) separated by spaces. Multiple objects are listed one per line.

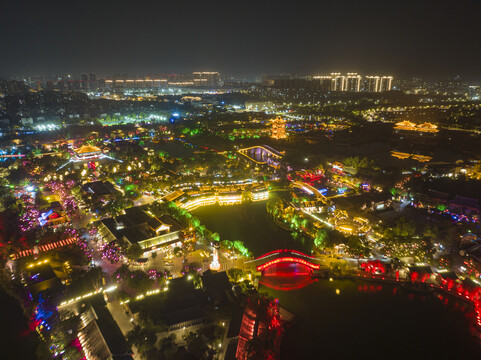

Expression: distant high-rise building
xmin=314 ymin=76 xmax=332 ymax=91
xmin=192 ymin=72 xmax=221 ymax=87
xmin=80 ymin=73 xmax=89 ymax=90
xmin=78 ymin=73 xmax=96 ymax=91
xmin=330 ymin=73 xmax=343 ymax=91
xmin=68 ymin=79 xmax=81 ymax=90
xmin=0 ymin=79 xmax=27 ymax=95
xmin=97 ymin=79 xmax=105 ymax=90
xmin=261 ymin=74 xmax=275 ymax=86
xmin=343 ymin=73 xmax=362 ymax=92
xmin=380 ymin=76 xmax=393 ymax=91
xmin=364 ymin=76 xmax=381 ymax=92
xmin=80 ymin=73 xmax=97 ymax=91
xmin=313 ymin=73 xmax=394 ymax=92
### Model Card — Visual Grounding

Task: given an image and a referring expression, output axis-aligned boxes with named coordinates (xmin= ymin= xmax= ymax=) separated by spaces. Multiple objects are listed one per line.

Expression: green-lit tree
xmin=226 ymin=268 xmax=245 ymax=283
xmin=266 ymin=197 xmax=284 ymax=217
xmin=347 ymin=235 xmax=369 ymax=257
xmin=314 ymin=229 xmax=329 ymax=250
xmin=330 ymin=259 xmax=348 ymax=277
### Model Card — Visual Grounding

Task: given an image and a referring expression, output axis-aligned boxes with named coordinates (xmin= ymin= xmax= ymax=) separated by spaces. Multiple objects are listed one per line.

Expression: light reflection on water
xmin=195 ymin=203 xmax=481 ymax=358
xmin=260 ymin=263 xmax=317 ymax=291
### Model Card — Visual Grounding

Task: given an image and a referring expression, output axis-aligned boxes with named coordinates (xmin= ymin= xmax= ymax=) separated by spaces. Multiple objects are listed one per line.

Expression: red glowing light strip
xmin=257 ymin=257 xmax=320 ymax=271
xmin=13 ymin=237 xmax=77 ymax=259
xmin=255 ymin=249 xmax=316 ymax=260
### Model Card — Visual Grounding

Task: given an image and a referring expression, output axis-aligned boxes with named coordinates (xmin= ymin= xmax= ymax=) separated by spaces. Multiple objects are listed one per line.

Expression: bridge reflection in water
xmin=259 ymin=263 xmax=318 ymax=291
xmin=237 ymin=145 xmax=283 ymax=168
xmin=248 ymin=249 xmax=322 ymax=291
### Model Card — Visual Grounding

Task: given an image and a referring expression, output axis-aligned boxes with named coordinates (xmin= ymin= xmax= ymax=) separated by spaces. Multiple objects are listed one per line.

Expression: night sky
xmin=1 ymin=0 xmax=480 ymax=80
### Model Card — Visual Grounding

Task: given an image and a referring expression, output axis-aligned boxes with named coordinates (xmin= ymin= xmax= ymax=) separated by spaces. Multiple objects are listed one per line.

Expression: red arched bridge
xmin=245 ymin=249 xmax=322 ymax=272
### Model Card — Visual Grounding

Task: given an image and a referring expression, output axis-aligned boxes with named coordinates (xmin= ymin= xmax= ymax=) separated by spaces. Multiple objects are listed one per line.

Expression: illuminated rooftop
xmin=395 ymin=120 xmax=416 ymax=127
xmin=394 ymin=121 xmax=439 ymax=133
xmin=74 ymin=145 xmax=102 ymax=154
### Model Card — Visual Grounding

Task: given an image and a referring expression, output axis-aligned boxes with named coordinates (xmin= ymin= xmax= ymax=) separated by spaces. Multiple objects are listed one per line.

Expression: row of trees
xmin=343 ymin=156 xmax=375 ymax=171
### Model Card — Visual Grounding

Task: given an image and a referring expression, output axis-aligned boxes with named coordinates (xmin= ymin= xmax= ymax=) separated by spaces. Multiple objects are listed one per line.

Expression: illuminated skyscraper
xmin=380 ymin=76 xmax=393 ymax=91
xmin=343 ymin=73 xmax=362 ymax=92
xmin=364 ymin=76 xmax=381 ymax=92
xmin=192 ymin=72 xmax=221 ymax=87
xmin=330 ymin=73 xmax=343 ymax=91
xmin=266 ymin=73 xmax=393 ymax=92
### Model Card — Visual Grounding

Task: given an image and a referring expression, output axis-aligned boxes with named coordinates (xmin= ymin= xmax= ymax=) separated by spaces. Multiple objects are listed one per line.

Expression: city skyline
xmin=1 ymin=0 xmax=481 ymax=80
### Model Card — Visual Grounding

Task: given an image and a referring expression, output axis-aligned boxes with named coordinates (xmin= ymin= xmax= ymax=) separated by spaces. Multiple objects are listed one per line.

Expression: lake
xmin=194 ymin=201 xmax=481 ymax=359
xmin=194 ymin=201 xmax=312 ymax=257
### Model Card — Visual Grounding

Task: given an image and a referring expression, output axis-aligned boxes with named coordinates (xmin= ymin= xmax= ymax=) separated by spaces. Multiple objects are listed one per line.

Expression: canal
xmin=194 ymin=201 xmax=481 ymax=359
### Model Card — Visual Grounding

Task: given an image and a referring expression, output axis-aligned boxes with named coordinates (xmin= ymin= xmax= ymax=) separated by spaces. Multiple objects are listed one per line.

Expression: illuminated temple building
xmin=270 ymin=116 xmax=286 ymax=139
xmin=72 ymin=144 xmax=103 ymax=160
xmin=391 ymin=151 xmax=433 ymax=162
xmin=394 ymin=121 xmax=439 ymax=133
xmin=179 ymin=187 xmax=269 ymax=211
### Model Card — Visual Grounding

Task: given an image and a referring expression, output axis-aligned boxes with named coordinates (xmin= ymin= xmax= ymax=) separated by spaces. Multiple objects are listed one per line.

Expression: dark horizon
xmin=2 ymin=0 xmax=481 ymax=82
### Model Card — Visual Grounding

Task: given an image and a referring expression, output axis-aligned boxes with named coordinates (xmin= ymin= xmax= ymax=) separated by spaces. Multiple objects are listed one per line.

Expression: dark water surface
xmin=194 ymin=202 xmax=481 ymax=359
xmin=262 ymin=279 xmax=481 ymax=359
xmin=0 ymin=288 xmax=38 ymax=359
xmin=194 ymin=201 xmax=311 ymax=257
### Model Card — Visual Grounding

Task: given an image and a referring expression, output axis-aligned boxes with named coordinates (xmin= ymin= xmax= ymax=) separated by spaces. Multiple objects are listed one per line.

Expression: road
xmin=107 ymin=300 xmax=141 ymax=360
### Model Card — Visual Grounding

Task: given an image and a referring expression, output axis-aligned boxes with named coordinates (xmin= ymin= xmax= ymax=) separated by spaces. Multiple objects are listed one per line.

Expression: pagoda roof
xmin=74 ymin=145 xmax=101 ymax=154
xmin=395 ymin=120 xmax=416 ymax=127
xmin=418 ymin=122 xmax=437 ymax=129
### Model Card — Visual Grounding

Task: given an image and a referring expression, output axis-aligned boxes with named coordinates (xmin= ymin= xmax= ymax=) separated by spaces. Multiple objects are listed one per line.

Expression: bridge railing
xmin=250 ymin=249 xmax=316 ymax=261
xmin=237 ymin=145 xmax=283 ymax=158
xmin=245 ymin=250 xmax=323 ymax=269
xmin=256 ymin=256 xmax=321 ymax=271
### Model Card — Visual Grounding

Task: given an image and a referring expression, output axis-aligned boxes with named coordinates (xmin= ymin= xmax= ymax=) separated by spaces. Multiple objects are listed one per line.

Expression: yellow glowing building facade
xmin=343 ymin=73 xmax=362 ymax=92
xmin=180 ymin=188 xmax=269 ymax=211
xmin=391 ymin=150 xmax=433 ymax=162
xmin=312 ymin=73 xmax=393 ymax=92
xmin=72 ymin=145 xmax=102 ymax=160
xmin=271 ymin=116 xmax=287 ymax=139
xmin=394 ymin=121 xmax=439 ymax=133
